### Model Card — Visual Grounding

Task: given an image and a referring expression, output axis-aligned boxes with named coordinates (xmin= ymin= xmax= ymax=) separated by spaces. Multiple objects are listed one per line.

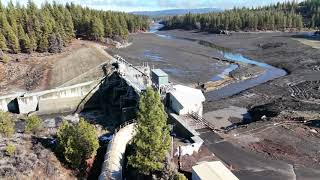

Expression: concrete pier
xmin=0 ymin=93 xmax=24 ymax=113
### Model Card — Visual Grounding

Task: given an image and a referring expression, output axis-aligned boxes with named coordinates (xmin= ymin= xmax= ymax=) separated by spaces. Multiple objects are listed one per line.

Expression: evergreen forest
xmin=0 ymin=0 xmax=149 ymax=54
xmin=162 ymin=0 xmax=320 ymax=33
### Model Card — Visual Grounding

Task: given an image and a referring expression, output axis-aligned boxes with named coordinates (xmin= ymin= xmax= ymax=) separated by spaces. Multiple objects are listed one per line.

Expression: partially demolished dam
xmin=0 ymin=56 xmax=150 ymax=122
xmin=0 ymin=55 xmax=214 ymax=180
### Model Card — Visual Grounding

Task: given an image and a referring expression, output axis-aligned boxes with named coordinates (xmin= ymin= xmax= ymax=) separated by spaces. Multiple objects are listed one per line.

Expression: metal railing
xmin=114 ymin=55 xmax=151 ymax=92
xmin=114 ymin=55 xmax=150 ymax=77
xmin=188 ymin=111 xmax=215 ymax=130
xmin=114 ymin=119 xmax=137 ymax=134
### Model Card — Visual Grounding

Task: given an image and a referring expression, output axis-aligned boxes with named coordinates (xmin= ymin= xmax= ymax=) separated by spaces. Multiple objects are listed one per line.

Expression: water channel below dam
xmin=148 ymin=23 xmax=287 ymax=101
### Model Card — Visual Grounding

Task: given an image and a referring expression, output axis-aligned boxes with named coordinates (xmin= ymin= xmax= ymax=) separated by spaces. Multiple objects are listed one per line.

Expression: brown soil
xmin=174 ymin=146 xmax=219 ymax=172
xmin=201 ymin=76 xmax=234 ymax=91
xmin=172 ymin=138 xmax=218 ymax=173
xmin=249 ymin=139 xmax=302 ymax=161
xmin=228 ymin=111 xmax=320 ymax=170
xmin=0 ymin=40 xmax=112 ymax=95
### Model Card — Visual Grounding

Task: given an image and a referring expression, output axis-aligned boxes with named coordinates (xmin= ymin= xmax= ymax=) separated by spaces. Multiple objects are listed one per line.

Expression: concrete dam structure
xmin=0 ymin=93 xmax=25 ymax=113
xmin=19 ymin=80 xmax=102 ymax=115
xmin=0 ymin=80 xmax=103 ymax=115
xmin=0 ymin=56 xmax=151 ymax=119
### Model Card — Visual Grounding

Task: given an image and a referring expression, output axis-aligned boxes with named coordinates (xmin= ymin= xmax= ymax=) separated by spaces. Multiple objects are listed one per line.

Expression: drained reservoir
xmin=150 ymin=22 xmax=287 ymax=100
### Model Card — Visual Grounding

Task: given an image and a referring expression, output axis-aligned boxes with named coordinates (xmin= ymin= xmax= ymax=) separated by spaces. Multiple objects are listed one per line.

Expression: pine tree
xmin=121 ymin=28 xmax=129 ymax=40
xmin=48 ymin=32 xmax=63 ymax=53
xmin=0 ymin=49 xmax=10 ymax=63
xmin=37 ymin=10 xmax=53 ymax=52
xmin=6 ymin=0 xmax=17 ymax=35
xmin=0 ymin=31 xmax=8 ymax=51
xmin=0 ymin=111 xmax=14 ymax=137
xmin=18 ymin=25 xmax=31 ymax=53
xmin=0 ymin=0 xmax=3 ymax=12
xmin=63 ymin=9 xmax=74 ymax=40
xmin=127 ymin=18 xmax=135 ymax=33
xmin=128 ymin=88 xmax=171 ymax=175
xmin=6 ymin=28 xmax=19 ymax=53
xmin=37 ymin=35 xmax=48 ymax=52
xmin=90 ymin=17 xmax=104 ymax=41
xmin=105 ymin=16 xmax=113 ymax=38
xmin=162 ymin=2 xmax=312 ymax=32
xmin=0 ymin=0 xmax=149 ymax=53
xmin=28 ymin=32 xmax=37 ymax=52
xmin=111 ymin=15 xmax=121 ymax=37
xmin=57 ymin=118 xmax=99 ymax=168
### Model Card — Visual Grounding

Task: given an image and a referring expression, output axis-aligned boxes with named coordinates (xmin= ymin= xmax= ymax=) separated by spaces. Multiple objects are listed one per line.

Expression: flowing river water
xmin=150 ymin=23 xmax=287 ymax=101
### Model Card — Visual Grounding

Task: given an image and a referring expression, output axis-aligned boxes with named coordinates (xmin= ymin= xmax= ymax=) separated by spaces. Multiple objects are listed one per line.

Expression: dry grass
xmin=203 ymin=77 xmax=234 ymax=92
xmin=0 ymin=40 xmax=113 ymax=95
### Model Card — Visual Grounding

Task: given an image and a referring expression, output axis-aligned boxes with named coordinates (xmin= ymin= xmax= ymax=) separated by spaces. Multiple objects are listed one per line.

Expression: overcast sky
xmin=2 ymin=0 xmax=303 ymax=12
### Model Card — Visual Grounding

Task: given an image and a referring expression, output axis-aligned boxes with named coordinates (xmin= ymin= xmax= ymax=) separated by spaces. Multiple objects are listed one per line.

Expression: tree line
xmin=263 ymin=0 xmax=320 ymax=28
xmin=0 ymin=0 xmax=149 ymax=54
xmin=162 ymin=0 xmax=320 ymax=32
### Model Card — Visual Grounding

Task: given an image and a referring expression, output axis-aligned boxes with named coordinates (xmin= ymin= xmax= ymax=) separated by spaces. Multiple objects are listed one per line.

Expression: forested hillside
xmin=162 ymin=0 xmax=320 ymax=32
xmin=0 ymin=0 xmax=149 ymax=54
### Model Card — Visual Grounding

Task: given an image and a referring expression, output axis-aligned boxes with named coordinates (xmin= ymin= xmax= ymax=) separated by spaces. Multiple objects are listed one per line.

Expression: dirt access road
xmin=0 ymin=40 xmax=113 ymax=95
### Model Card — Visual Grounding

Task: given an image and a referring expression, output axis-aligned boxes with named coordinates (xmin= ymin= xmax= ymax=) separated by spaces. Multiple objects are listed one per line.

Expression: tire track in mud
xmin=288 ymin=80 xmax=320 ymax=104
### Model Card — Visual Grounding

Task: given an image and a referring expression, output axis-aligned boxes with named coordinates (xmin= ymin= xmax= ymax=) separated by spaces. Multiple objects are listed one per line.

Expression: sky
xmin=2 ymin=0 xmax=303 ymax=12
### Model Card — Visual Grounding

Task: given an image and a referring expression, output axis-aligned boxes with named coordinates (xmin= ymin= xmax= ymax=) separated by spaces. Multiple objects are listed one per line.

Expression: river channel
xmin=150 ymin=23 xmax=287 ymax=101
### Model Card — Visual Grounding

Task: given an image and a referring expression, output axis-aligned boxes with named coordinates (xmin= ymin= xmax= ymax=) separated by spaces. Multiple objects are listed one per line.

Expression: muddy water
xmin=206 ymin=45 xmax=287 ymax=101
xmin=211 ymin=64 xmax=239 ymax=81
xmin=143 ymin=50 xmax=164 ymax=62
xmin=151 ymin=23 xmax=287 ymax=100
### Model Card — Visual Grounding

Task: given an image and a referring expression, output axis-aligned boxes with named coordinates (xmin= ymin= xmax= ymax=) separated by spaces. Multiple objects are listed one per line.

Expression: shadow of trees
xmin=87 ymin=145 xmax=108 ymax=180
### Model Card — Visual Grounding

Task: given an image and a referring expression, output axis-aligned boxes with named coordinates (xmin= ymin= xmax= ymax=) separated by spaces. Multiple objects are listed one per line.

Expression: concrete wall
xmin=169 ymin=94 xmax=184 ymax=115
xmin=169 ymin=113 xmax=200 ymax=138
xmin=169 ymin=113 xmax=204 ymax=156
xmin=19 ymin=80 xmax=102 ymax=115
xmin=0 ymin=80 xmax=102 ymax=115
xmin=0 ymin=93 xmax=24 ymax=112
xmin=170 ymin=93 xmax=203 ymax=117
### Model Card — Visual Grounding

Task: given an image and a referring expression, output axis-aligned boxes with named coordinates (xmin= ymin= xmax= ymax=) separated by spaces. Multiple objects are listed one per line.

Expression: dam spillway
xmin=0 ymin=56 xmax=151 ymax=120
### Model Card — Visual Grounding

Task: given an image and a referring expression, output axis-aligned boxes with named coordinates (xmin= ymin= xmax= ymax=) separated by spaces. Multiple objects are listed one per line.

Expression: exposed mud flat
xmin=159 ymin=30 xmax=320 ymax=178
xmin=106 ymin=33 xmax=232 ymax=86
xmin=168 ymin=30 xmax=320 ymax=113
xmin=154 ymin=30 xmax=320 ymax=112
xmin=109 ymin=29 xmax=283 ymax=98
xmin=115 ymin=28 xmax=320 ymax=178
